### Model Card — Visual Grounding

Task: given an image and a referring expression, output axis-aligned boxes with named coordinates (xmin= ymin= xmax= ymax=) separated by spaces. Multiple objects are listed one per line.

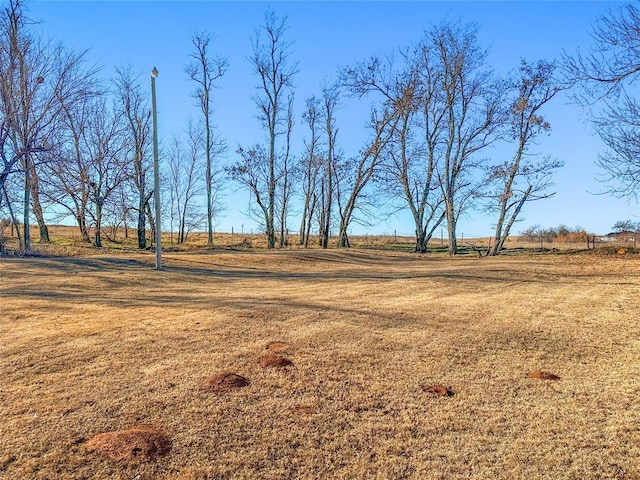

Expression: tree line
xmin=1 ymin=1 xmax=638 ymax=255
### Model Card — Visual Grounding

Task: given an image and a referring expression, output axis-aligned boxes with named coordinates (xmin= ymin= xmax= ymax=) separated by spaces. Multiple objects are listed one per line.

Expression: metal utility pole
xmin=151 ymin=67 xmax=162 ymax=270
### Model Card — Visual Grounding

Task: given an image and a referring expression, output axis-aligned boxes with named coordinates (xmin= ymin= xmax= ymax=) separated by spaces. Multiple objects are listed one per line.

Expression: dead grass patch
xmin=291 ymin=405 xmax=317 ymax=415
xmin=1 ymin=249 xmax=639 ymax=479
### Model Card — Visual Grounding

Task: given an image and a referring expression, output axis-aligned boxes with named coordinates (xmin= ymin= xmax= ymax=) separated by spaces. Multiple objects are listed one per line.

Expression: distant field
xmin=2 ymin=223 xmax=635 ymax=255
xmin=1 ymin=248 xmax=639 ymax=479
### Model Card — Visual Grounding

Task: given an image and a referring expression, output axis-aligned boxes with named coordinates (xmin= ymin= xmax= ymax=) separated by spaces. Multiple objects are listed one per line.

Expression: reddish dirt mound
xmin=265 ymin=341 xmax=288 ymax=352
xmin=528 ymin=371 xmax=561 ymax=380
xmin=203 ymin=372 xmax=250 ymax=392
xmin=259 ymin=354 xmax=294 ymax=369
xmin=291 ymin=405 xmax=316 ymax=414
xmin=84 ymin=425 xmax=171 ymax=462
xmin=422 ymin=384 xmax=455 ymax=397
xmin=617 ymin=248 xmax=627 ymax=256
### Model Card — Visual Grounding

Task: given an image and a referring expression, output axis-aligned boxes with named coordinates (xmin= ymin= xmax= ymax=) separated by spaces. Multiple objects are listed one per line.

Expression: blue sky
xmin=28 ymin=0 xmax=639 ymax=237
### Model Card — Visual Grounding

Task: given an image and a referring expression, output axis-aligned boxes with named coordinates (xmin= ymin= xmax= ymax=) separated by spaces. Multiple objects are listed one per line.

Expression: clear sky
xmin=27 ymin=0 xmax=639 ymax=237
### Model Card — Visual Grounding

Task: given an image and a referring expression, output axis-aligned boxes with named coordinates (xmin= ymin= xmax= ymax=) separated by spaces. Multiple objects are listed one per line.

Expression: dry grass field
xmin=1 ymin=247 xmax=639 ymax=479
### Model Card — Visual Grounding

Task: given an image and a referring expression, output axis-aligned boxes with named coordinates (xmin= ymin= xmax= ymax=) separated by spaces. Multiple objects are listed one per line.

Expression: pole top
xmin=151 ymin=67 xmax=158 ymax=78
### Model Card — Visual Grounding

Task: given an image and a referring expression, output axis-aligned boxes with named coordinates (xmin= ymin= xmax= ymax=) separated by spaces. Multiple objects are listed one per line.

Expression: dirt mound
xmin=203 ymin=372 xmax=250 ymax=392
xmin=259 ymin=354 xmax=294 ymax=369
xmin=528 ymin=371 xmax=561 ymax=380
xmin=421 ymin=384 xmax=455 ymax=397
xmin=291 ymin=405 xmax=316 ymax=414
xmin=265 ymin=341 xmax=288 ymax=352
xmin=84 ymin=425 xmax=171 ymax=462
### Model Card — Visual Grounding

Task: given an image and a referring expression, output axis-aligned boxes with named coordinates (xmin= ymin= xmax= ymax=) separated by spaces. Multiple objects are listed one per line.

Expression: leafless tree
xmin=344 ymin=54 xmax=446 ymax=252
xmin=228 ymin=144 xmax=270 ymax=233
xmin=114 ymin=66 xmax=152 ymax=249
xmin=186 ymin=32 xmax=227 ymax=246
xmin=1 ymin=174 xmax=21 ymax=246
xmin=564 ymin=3 xmax=640 ymax=200
xmin=316 ymin=83 xmax=340 ymax=249
xmin=0 ymin=0 xmax=95 ymax=251
xmin=42 ymin=95 xmax=94 ymax=243
xmin=486 ymin=60 xmax=563 ymax=256
xmin=419 ymin=22 xmax=502 ymax=254
xmin=298 ymin=96 xmax=322 ymax=247
xmin=342 ymin=23 xmax=500 ymax=254
xmin=276 ymin=93 xmax=295 ymax=247
xmin=83 ymin=99 xmax=129 ymax=247
xmin=611 ymin=219 xmax=640 ymax=233
xmin=229 ymin=10 xmax=297 ymax=249
xmin=167 ymin=123 xmax=205 ymax=244
xmin=332 ymin=107 xmax=397 ymax=248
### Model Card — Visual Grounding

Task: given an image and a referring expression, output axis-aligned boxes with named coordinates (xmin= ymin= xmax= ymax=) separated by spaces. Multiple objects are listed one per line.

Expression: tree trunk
xmin=22 ymin=158 xmax=31 ymax=253
xmin=205 ymin=102 xmax=214 ymax=247
xmin=94 ymin=201 xmax=103 ymax=248
xmin=77 ymin=211 xmax=91 ymax=243
xmin=28 ymin=166 xmax=50 ymax=243
xmin=137 ymin=192 xmax=146 ymax=249
xmin=298 ymin=208 xmax=308 ymax=247
xmin=267 ymin=140 xmax=276 ymax=249
xmin=446 ymin=200 xmax=457 ymax=255
xmin=489 ymin=192 xmax=529 ymax=256
xmin=338 ymin=228 xmax=350 ymax=248
xmin=146 ymin=202 xmax=155 ymax=247
xmin=415 ymin=228 xmax=428 ymax=253
xmin=304 ymin=195 xmax=316 ymax=248
xmin=179 ymin=211 xmax=186 ymax=244
xmin=3 ymin=186 xmax=22 ymax=248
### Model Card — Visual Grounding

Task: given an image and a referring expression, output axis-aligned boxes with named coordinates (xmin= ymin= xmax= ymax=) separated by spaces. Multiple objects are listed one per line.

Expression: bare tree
xmin=230 ymin=10 xmax=297 ymax=249
xmin=344 ymin=54 xmax=446 ymax=252
xmin=1 ymin=174 xmax=21 ymax=246
xmin=317 ymin=83 xmax=340 ymax=249
xmin=83 ymin=99 xmax=129 ymax=247
xmin=565 ymin=3 xmax=640 ymax=200
xmin=341 ymin=22 xmax=500 ymax=254
xmin=276 ymin=93 xmax=295 ymax=247
xmin=42 ymin=95 xmax=93 ymax=243
xmin=298 ymin=96 xmax=322 ymax=247
xmin=228 ymin=144 xmax=270 ymax=234
xmin=186 ymin=33 xmax=227 ymax=246
xmin=425 ymin=22 xmax=502 ymax=254
xmin=167 ymin=123 xmax=205 ymax=244
xmin=0 ymin=0 xmax=95 ymax=250
xmin=333 ymin=107 xmax=397 ymax=248
xmin=114 ymin=67 xmax=152 ymax=249
xmin=486 ymin=60 xmax=564 ymax=256
xmin=612 ymin=219 xmax=640 ymax=233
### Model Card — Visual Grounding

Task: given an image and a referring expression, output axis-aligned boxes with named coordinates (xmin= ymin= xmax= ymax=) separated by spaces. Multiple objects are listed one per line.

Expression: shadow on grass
xmin=2 ymin=251 xmax=638 ymax=323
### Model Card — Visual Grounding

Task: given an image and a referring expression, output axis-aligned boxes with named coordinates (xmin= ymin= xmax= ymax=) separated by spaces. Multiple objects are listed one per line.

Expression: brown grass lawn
xmin=1 ymin=249 xmax=639 ymax=479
